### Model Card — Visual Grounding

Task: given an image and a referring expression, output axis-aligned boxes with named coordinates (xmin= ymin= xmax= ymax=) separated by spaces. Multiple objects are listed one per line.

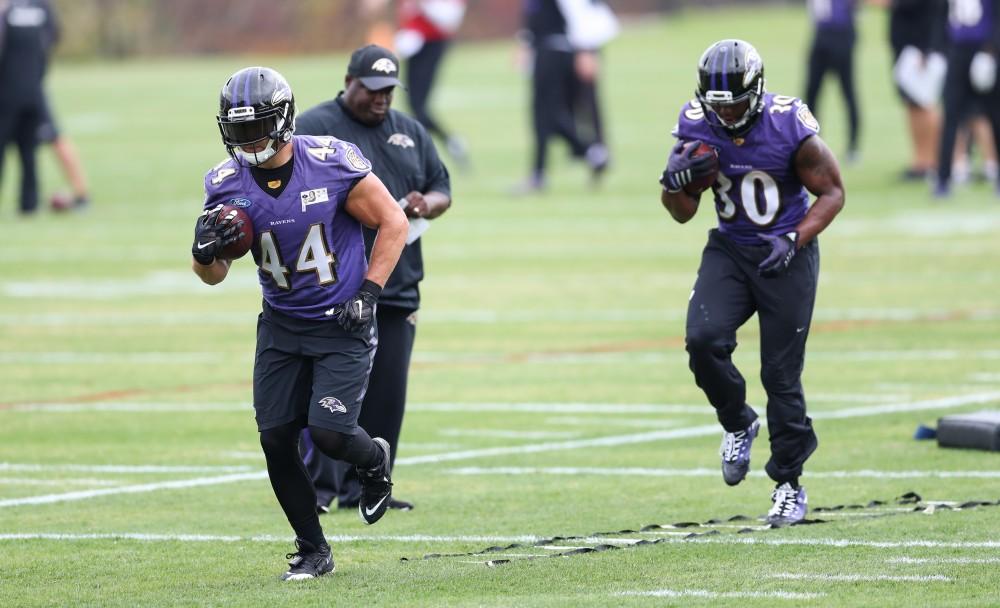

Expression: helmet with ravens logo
xmin=217 ymin=66 xmax=296 ymax=166
xmin=695 ymin=39 xmax=765 ymax=139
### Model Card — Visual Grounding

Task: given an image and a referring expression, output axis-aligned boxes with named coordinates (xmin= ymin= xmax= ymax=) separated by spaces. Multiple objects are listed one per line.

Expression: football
xmin=49 ymin=192 xmax=74 ymax=212
xmin=216 ymin=205 xmax=253 ymax=260
xmin=684 ymin=141 xmax=720 ymax=195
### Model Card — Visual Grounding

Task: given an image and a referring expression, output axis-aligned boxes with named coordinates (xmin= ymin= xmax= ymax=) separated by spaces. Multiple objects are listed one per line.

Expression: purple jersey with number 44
xmin=202 ymin=135 xmax=372 ymax=320
xmin=672 ymin=93 xmax=820 ymax=246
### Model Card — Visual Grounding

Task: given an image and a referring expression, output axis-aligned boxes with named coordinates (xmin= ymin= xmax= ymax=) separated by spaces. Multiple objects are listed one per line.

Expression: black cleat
xmin=358 ymin=437 xmax=393 ymax=525
xmin=281 ymin=538 xmax=334 ymax=581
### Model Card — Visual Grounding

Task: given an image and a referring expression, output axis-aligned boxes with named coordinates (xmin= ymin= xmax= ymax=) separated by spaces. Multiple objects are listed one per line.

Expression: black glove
xmin=337 ymin=280 xmax=382 ymax=332
xmin=191 ymin=204 xmax=245 ymax=265
xmin=758 ymin=232 xmax=798 ymax=278
xmin=659 ymin=139 xmax=717 ymax=193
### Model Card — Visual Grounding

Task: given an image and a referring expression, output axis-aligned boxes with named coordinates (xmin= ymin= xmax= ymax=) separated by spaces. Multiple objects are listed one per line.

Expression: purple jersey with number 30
xmin=673 ymin=93 xmax=820 ymax=246
xmin=809 ymin=0 xmax=856 ymax=30
xmin=202 ymin=135 xmax=372 ymax=320
xmin=948 ymin=0 xmax=994 ymax=45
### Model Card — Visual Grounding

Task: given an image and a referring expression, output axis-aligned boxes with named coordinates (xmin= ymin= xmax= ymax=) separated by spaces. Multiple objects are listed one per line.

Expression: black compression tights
xmin=259 ymin=422 xmax=381 ymax=547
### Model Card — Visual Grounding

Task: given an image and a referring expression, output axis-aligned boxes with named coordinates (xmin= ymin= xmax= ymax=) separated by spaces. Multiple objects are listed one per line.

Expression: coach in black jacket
xmin=0 ymin=0 xmax=58 ymax=215
xmin=296 ymin=44 xmax=452 ymax=512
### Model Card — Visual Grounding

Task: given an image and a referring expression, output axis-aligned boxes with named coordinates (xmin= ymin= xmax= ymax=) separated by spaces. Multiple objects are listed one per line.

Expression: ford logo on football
xmin=228 ymin=198 xmax=252 ymax=208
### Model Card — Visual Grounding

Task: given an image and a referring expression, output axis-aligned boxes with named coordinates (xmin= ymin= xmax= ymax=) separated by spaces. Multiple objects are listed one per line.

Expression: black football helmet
xmin=217 ymin=66 xmax=296 ymax=166
xmin=695 ymin=39 xmax=765 ymax=138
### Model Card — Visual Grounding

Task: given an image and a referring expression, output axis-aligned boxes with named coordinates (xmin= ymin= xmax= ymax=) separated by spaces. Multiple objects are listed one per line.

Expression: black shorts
xmin=252 ymin=303 xmax=377 ymax=433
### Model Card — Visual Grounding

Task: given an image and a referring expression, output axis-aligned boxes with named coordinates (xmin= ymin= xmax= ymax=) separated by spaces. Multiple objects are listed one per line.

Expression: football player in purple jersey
xmin=190 ymin=66 xmax=408 ymax=580
xmin=659 ymin=40 xmax=845 ymax=526
xmin=934 ymin=0 xmax=1000 ymax=197
xmin=804 ymin=0 xmax=860 ymax=162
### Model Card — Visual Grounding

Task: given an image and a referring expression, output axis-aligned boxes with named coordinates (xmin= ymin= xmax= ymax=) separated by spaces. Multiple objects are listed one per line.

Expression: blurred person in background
xmin=803 ymin=0 xmax=861 ymax=163
xmin=395 ymin=0 xmax=471 ymax=169
xmin=568 ymin=1 xmax=617 ymax=184
xmin=0 ymin=0 xmax=57 ymax=216
xmin=38 ymin=94 xmax=90 ymax=211
xmin=951 ymin=115 xmax=998 ymax=184
xmin=880 ymin=0 xmax=947 ymax=180
xmin=933 ymin=0 xmax=1000 ymax=198
xmin=296 ymin=45 xmax=452 ymax=515
xmin=514 ymin=0 xmax=617 ymax=194
xmin=660 ymin=39 xmax=845 ymax=526
xmin=192 ymin=66 xmax=406 ymax=580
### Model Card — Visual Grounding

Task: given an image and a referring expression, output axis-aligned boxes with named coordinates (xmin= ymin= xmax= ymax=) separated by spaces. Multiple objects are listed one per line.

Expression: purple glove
xmin=660 ymin=140 xmax=717 ymax=193
xmin=758 ymin=232 xmax=798 ymax=278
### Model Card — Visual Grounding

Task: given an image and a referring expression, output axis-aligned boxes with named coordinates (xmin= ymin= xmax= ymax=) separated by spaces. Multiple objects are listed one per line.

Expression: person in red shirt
xmin=394 ymin=0 xmax=469 ymax=168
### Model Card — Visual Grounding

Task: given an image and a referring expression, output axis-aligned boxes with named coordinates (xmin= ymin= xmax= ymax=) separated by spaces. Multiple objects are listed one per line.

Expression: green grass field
xmin=2 ymin=4 xmax=1000 ymax=606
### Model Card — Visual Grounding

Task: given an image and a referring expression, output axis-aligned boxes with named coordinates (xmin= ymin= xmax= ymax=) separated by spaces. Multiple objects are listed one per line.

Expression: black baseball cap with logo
xmin=347 ymin=44 xmax=404 ymax=90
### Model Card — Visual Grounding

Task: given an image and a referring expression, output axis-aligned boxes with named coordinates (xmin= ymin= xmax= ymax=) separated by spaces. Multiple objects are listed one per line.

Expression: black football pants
xmin=937 ymin=44 xmax=1000 ymax=186
xmin=304 ymin=304 xmax=416 ymax=508
xmin=0 ymin=100 xmax=43 ymax=214
xmin=531 ymin=47 xmax=588 ymax=177
xmin=570 ymin=56 xmax=605 ymax=147
xmin=804 ymin=29 xmax=859 ymax=153
xmin=685 ymin=229 xmax=820 ymax=483
xmin=406 ymin=39 xmax=450 ymax=141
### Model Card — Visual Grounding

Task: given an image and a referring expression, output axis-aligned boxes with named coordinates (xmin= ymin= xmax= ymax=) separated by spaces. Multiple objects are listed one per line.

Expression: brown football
xmin=684 ymin=141 xmax=720 ymax=195
xmin=216 ymin=205 xmax=253 ymax=260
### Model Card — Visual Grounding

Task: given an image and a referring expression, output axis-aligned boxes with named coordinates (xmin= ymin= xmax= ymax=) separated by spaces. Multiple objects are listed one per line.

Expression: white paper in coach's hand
xmin=397 ymin=197 xmax=431 ymax=245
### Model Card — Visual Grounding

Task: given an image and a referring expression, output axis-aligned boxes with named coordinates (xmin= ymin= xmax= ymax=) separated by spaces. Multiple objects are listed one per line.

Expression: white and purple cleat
xmin=720 ymin=419 xmax=760 ymax=486
xmin=767 ymin=482 xmax=808 ymax=527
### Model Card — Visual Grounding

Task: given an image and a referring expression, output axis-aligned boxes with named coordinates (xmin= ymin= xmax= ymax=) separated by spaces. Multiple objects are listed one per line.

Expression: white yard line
xmin=545 ymin=417 xmax=698 ymax=429
xmin=619 ymin=589 xmax=825 ymax=600
xmin=2 ymin=271 xmax=257 ymax=299
xmin=685 ymin=537 xmax=1000 ymax=549
xmin=5 ymin=391 xmax=1000 ymax=508
xmin=0 ymin=352 xmax=223 ymax=365
xmin=0 ymin=478 xmax=121 ymax=487
xmin=813 ymin=391 xmax=1000 ymax=419
xmin=8 ymin=402 xmax=709 ymax=414
xmin=446 ymin=466 xmax=1000 ymax=479
xmin=394 ymin=426 xmax=723 ymax=466
xmin=768 ymin=572 xmax=951 ymax=582
xmin=8 ymin=403 xmax=251 ymax=413
xmin=409 ymin=403 xmax=709 ymax=414
xmin=808 ymin=350 xmax=1000 ymax=362
xmin=6 ymin=349 xmax=999 ymax=367
xmin=438 ymin=429 xmax=582 ymax=440
xmin=1 ymin=307 xmax=990 ymax=326
xmin=2 ymin=533 xmax=999 ymax=552
xmin=0 ymin=532 xmax=543 ymax=543
xmin=0 ymin=471 xmax=268 ymax=508
xmin=408 ymin=391 xmax=1000 ymax=466
xmin=887 ymin=556 xmax=1000 ymax=564
xmin=0 ymin=463 xmax=255 ymax=474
